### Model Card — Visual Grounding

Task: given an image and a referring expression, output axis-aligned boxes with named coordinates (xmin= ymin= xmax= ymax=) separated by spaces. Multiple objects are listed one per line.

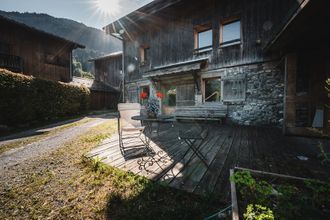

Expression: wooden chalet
xmin=0 ymin=15 xmax=84 ymax=82
xmin=103 ymin=0 xmax=329 ymax=136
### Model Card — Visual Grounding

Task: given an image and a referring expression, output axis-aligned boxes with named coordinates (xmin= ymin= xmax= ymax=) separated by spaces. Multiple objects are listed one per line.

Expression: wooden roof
xmin=103 ymin=0 xmax=182 ymax=36
xmin=88 ymin=51 xmax=122 ymax=62
xmin=71 ymin=77 xmax=120 ymax=93
xmin=0 ymin=15 xmax=85 ymax=49
xmin=143 ymin=57 xmax=209 ymax=78
xmin=265 ymin=0 xmax=330 ymax=51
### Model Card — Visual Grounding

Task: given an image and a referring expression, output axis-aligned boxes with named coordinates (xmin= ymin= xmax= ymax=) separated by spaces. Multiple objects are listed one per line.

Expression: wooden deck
xmin=86 ymin=122 xmax=329 ymax=199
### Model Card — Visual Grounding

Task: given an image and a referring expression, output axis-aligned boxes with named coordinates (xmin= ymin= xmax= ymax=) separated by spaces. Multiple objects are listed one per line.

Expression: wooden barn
xmin=104 ymin=0 xmax=329 ymax=136
xmin=0 ymin=15 xmax=84 ymax=82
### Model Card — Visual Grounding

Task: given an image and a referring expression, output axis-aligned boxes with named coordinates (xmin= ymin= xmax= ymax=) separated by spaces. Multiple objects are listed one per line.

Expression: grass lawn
xmin=0 ymin=119 xmax=223 ymax=219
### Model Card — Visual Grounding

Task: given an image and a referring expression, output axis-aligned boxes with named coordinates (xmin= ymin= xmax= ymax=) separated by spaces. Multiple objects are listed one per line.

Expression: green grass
xmin=82 ymin=156 xmax=223 ymax=220
xmin=0 ymin=119 xmax=223 ymax=219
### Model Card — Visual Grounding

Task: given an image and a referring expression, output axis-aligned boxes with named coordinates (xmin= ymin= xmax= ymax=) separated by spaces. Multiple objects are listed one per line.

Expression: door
xmin=176 ymin=84 xmax=195 ymax=107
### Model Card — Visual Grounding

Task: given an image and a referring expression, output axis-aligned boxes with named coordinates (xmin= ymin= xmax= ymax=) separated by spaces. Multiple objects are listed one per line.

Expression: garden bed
xmin=230 ymin=167 xmax=330 ymax=220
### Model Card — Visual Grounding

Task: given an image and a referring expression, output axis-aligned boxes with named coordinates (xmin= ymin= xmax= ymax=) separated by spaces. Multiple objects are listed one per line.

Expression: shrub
xmin=0 ymin=69 xmax=90 ymax=126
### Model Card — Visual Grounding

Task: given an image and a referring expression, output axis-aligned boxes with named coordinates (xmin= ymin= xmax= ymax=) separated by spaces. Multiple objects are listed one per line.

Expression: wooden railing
xmin=0 ymin=53 xmax=23 ymax=72
xmin=205 ymin=91 xmax=220 ymax=102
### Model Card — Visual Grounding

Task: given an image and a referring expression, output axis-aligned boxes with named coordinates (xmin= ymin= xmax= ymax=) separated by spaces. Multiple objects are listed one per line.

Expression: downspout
xmin=69 ymin=50 xmax=73 ymax=81
xmin=111 ymin=33 xmax=125 ymax=103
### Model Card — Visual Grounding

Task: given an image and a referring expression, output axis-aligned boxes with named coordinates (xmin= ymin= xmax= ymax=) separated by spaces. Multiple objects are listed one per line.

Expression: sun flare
xmin=95 ymin=0 xmax=121 ymax=16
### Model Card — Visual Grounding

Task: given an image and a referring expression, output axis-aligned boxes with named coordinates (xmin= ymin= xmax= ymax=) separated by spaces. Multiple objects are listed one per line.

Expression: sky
xmin=0 ymin=0 xmax=152 ymax=29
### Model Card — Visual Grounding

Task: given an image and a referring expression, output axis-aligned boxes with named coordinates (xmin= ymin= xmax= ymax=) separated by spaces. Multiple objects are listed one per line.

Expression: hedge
xmin=0 ymin=69 xmax=90 ymax=126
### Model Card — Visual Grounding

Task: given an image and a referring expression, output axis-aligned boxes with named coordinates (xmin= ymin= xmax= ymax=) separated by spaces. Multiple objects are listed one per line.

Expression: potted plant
xmin=145 ymin=97 xmax=160 ymax=118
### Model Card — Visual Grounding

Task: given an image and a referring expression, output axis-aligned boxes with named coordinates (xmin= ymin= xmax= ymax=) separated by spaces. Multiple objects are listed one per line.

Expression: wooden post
xmin=230 ymin=169 xmax=239 ymax=220
xmin=283 ymin=53 xmax=297 ymax=134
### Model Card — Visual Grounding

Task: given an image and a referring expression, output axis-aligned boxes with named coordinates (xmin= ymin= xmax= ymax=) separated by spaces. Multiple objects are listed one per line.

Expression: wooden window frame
xmin=139 ymin=45 xmax=150 ymax=66
xmin=194 ymin=23 xmax=213 ymax=53
xmin=219 ymin=17 xmax=241 ymax=47
xmin=203 ymin=77 xmax=222 ymax=103
xmin=221 ymin=76 xmax=246 ymax=102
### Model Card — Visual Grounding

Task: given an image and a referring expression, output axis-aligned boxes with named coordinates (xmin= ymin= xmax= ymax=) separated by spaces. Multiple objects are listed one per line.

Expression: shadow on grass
xmin=106 ymin=179 xmax=224 ymax=220
xmin=83 ymin=156 xmax=224 ymax=220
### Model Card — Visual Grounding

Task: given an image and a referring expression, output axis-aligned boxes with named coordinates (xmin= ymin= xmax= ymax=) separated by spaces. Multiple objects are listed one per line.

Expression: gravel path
xmin=0 ymin=113 xmax=116 ymax=175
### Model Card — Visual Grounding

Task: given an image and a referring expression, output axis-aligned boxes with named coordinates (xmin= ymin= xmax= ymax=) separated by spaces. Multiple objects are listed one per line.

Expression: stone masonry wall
xmin=225 ymin=61 xmax=284 ymax=126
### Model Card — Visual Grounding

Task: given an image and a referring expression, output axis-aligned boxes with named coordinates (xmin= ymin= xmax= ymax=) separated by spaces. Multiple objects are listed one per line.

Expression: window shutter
xmin=222 ymin=75 xmax=246 ymax=102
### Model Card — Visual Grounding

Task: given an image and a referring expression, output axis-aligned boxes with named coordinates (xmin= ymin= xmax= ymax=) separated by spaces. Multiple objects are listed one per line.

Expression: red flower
xmin=156 ymin=92 xmax=164 ymax=99
xmin=140 ymin=92 xmax=148 ymax=100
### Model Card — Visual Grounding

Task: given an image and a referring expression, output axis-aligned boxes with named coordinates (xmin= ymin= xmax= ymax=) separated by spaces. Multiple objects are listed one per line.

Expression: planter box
xmin=230 ymin=167 xmax=329 ymax=220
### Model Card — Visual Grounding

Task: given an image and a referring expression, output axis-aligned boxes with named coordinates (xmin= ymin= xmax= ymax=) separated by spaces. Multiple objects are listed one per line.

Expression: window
xmin=194 ymin=24 xmax=213 ymax=53
xmin=139 ymin=85 xmax=150 ymax=104
xmin=204 ymin=78 xmax=221 ymax=102
xmin=220 ymin=19 xmax=241 ymax=46
xmin=164 ymin=86 xmax=176 ymax=107
xmin=222 ymin=77 xmax=246 ymax=102
xmin=140 ymin=46 xmax=150 ymax=65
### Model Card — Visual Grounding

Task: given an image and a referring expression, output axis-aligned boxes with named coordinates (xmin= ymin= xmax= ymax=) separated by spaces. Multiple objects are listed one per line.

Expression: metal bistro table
xmin=131 ymin=115 xmax=175 ymax=136
xmin=131 ymin=114 xmax=175 ymax=175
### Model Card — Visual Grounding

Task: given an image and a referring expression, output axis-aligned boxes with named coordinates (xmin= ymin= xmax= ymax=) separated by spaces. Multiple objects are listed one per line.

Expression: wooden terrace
xmin=87 ymin=122 xmax=329 ymax=199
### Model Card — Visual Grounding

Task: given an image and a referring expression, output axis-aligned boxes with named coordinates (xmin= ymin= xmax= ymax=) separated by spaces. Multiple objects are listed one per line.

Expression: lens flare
xmin=95 ymin=0 xmax=121 ymax=16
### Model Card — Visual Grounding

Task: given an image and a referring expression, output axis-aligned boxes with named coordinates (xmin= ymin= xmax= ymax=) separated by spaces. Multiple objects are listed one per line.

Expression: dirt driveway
xmin=0 ymin=113 xmax=116 ymax=175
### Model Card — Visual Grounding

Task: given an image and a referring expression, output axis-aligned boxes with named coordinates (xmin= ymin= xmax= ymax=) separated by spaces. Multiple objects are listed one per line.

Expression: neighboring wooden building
xmin=89 ymin=51 xmax=122 ymax=90
xmin=80 ymin=51 xmax=123 ymax=109
xmin=71 ymin=76 xmax=120 ymax=110
xmin=0 ymin=15 xmax=84 ymax=82
xmin=104 ymin=0 xmax=329 ymax=135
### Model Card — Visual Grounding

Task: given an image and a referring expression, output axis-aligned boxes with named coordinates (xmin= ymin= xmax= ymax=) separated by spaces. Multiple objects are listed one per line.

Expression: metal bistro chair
xmin=117 ymin=103 xmax=151 ymax=158
xmin=178 ymin=125 xmax=209 ymax=167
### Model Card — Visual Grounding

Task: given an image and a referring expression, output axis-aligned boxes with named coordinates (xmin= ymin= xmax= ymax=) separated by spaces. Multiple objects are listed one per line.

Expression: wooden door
xmin=176 ymin=84 xmax=195 ymax=107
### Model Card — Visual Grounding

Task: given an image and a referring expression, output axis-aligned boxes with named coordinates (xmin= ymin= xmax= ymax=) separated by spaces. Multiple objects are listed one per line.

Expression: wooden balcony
xmin=0 ymin=53 xmax=23 ymax=72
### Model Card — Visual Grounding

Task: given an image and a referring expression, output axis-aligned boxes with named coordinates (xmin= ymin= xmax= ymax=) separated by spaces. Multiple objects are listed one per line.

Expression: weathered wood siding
xmin=0 ymin=18 xmax=74 ymax=82
xmin=94 ymin=56 xmax=122 ymax=88
xmin=121 ymin=0 xmax=302 ymax=83
xmin=90 ymin=91 xmax=119 ymax=110
xmin=284 ymin=49 xmax=330 ymax=135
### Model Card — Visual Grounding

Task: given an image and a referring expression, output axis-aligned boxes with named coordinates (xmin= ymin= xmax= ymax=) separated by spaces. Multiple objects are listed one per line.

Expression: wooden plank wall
xmin=121 ymin=0 xmax=302 ymax=83
xmin=94 ymin=56 xmax=122 ymax=88
xmin=284 ymin=51 xmax=329 ymax=135
xmin=0 ymin=18 xmax=73 ymax=82
xmin=90 ymin=91 xmax=119 ymax=110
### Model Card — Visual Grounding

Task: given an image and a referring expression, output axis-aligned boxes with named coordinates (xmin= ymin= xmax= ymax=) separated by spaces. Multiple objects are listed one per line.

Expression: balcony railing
xmin=0 ymin=53 xmax=23 ymax=72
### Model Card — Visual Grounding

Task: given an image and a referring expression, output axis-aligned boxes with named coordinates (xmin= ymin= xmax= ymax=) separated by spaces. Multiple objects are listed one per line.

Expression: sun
xmin=95 ymin=0 xmax=121 ymax=16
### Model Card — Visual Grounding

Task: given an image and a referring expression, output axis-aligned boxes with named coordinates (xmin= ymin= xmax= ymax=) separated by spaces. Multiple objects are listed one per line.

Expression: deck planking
xmin=86 ymin=122 xmax=330 ymax=198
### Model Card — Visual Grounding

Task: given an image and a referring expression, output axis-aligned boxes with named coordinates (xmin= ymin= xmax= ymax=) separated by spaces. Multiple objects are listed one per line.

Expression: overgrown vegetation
xmin=231 ymin=170 xmax=330 ymax=219
xmin=0 ymin=69 xmax=90 ymax=127
xmin=0 ymin=119 xmax=222 ymax=219
xmin=243 ymin=204 xmax=274 ymax=220
xmin=73 ymin=57 xmax=94 ymax=79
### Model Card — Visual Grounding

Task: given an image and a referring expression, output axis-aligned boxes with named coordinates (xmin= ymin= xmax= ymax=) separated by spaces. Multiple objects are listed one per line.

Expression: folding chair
xmin=117 ymin=103 xmax=151 ymax=158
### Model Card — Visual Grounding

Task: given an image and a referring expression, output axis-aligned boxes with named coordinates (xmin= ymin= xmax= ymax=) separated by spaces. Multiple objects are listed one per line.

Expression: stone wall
xmin=225 ymin=61 xmax=284 ymax=126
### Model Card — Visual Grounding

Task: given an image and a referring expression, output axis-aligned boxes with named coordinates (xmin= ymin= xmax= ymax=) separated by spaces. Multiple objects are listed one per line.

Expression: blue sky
xmin=0 ymin=0 xmax=152 ymax=29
